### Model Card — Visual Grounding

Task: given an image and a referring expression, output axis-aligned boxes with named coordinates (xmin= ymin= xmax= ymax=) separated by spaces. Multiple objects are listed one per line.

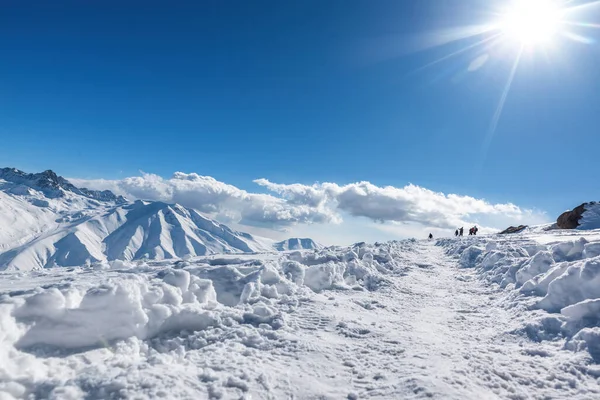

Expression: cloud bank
xmin=70 ymin=172 xmax=548 ymax=233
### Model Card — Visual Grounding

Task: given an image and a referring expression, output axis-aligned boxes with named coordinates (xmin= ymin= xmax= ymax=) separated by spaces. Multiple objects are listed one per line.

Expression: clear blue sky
xmin=1 ymin=0 xmax=599 ymax=218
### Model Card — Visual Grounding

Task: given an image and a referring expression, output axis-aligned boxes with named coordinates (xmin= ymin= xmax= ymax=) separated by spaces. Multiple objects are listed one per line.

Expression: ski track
xmin=2 ymin=241 xmax=600 ymax=399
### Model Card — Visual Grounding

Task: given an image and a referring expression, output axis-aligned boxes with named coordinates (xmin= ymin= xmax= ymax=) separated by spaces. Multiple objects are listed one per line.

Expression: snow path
xmin=269 ymin=241 xmax=598 ymax=399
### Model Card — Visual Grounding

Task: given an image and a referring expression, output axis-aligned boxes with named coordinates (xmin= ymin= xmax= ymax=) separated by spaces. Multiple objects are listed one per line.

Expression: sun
xmin=499 ymin=0 xmax=563 ymax=45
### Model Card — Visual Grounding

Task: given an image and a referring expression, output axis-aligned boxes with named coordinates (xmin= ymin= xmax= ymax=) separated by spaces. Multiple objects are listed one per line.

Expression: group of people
xmin=453 ymin=226 xmax=478 ymax=237
xmin=428 ymin=226 xmax=479 ymax=240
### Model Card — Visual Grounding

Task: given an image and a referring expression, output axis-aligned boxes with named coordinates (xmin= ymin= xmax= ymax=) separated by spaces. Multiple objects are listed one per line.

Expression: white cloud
xmin=254 ymin=179 xmax=543 ymax=230
xmin=70 ymin=172 xmax=337 ymax=229
xmin=70 ymin=172 xmax=549 ymax=243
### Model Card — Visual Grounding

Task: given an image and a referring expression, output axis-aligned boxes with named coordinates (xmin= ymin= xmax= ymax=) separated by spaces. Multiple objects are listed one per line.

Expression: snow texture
xmin=2 ymin=230 xmax=600 ymax=399
xmin=579 ymin=202 xmax=600 ymax=230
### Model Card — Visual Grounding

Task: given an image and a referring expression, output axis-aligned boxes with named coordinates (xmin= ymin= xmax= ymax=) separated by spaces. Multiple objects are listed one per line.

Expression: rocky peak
xmin=557 ymin=202 xmax=598 ymax=229
xmin=0 ymin=167 xmax=126 ymax=204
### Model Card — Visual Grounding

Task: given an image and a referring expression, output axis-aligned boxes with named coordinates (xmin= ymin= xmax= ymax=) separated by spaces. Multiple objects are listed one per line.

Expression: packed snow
xmin=2 ymin=228 xmax=600 ymax=399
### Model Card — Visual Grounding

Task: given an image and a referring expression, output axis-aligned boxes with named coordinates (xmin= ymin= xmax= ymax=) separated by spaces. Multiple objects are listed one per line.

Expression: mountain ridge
xmin=0 ymin=167 xmax=127 ymax=203
xmin=0 ymin=168 xmax=317 ymax=270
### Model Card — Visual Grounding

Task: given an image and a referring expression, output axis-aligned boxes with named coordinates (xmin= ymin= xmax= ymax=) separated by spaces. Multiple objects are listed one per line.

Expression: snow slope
xmin=579 ymin=202 xmax=600 ymax=230
xmin=1 ymin=232 xmax=600 ymax=399
xmin=0 ymin=198 xmax=275 ymax=271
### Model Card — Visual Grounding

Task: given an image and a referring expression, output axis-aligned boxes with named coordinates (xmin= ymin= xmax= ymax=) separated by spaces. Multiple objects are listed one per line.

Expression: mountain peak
xmin=0 ymin=167 xmax=126 ymax=203
xmin=274 ymin=238 xmax=322 ymax=251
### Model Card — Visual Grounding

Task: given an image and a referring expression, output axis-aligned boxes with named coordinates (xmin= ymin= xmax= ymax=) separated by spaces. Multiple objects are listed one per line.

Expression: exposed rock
xmin=499 ymin=225 xmax=528 ymax=235
xmin=557 ymin=203 xmax=589 ymax=229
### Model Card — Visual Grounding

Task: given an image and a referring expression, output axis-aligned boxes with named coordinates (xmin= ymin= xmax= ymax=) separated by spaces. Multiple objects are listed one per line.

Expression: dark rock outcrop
xmin=556 ymin=203 xmax=591 ymax=229
xmin=499 ymin=225 xmax=528 ymax=234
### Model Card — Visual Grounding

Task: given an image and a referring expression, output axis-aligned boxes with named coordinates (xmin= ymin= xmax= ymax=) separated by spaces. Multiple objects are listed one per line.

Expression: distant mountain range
xmin=0 ymin=168 xmax=320 ymax=271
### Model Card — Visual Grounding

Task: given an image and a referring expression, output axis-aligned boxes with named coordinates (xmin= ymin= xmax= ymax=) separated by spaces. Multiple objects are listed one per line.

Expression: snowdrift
xmin=439 ymin=233 xmax=600 ymax=362
xmin=0 ymin=240 xmax=417 ymax=398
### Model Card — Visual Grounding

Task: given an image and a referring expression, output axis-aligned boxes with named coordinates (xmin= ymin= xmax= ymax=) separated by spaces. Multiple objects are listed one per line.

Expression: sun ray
xmin=411 ymin=32 xmax=503 ymax=74
xmin=481 ymin=45 xmax=525 ymax=163
xmin=563 ymin=20 xmax=600 ymax=29
xmin=564 ymin=0 xmax=600 ymax=13
xmin=562 ymin=30 xmax=596 ymax=43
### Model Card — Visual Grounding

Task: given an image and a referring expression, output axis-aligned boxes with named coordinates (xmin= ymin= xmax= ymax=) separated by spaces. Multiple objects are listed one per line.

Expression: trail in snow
xmin=1 ymin=237 xmax=600 ymax=399
xmin=275 ymin=242 xmax=598 ymax=399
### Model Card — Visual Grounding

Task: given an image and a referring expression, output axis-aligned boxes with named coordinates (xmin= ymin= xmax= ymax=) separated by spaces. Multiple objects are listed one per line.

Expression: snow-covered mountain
xmin=0 ymin=168 xmax=308 ymax=271
xmin=274 ymin=237 xmax=322 ymax=251
xmin=0 ymin=167 xmax=127 ymax=203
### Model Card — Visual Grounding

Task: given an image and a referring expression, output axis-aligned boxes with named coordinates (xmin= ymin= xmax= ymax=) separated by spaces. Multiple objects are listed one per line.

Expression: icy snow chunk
xmin=522 ymin=243 xmax=547 ymax=257
xmin=524 ymin=316 xmax=564 ymax=342
xmin=521 ymin=262 xmax=570 ymax=297
xmin=259 ymin=264 xmax=281 ymax=285
xmin=162 ymin=269 xmax=191 ymax=292
xmin=189 ymin=277 xmax=217 ymax=304
xmin=459 ymin=246 xmax=484 ymax=268
xmin=480 ymin=251 xmax=506 ymax=271
xmin=583 ymin=242 xmax=600 ymax=259
xmin=551 ymin=238 xmax=588 ymax=262
xmin=537 ymin=258 xmax=600 ymax=312
xmin=485 ymin=242 xmax=497 ymax=252
xmin=15 ymin=282 xmax=150 ymax=349
xmin=242 ymin=303 xmax=280 ymax=327
xmin=281 ymin=260 xmax=305 ymax=285
xmin=516 ymin=251 xmax=555 ymax=287
xmin=565 ymin=327 xmax=600 ymax=362
xmin=562 ymin=298 xmax=600 ymax=321
xmin=304 ymin=262 xmax=345 ymax=292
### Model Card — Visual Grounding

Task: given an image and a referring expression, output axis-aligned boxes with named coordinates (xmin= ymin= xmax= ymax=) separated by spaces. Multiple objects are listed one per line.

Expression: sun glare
xmin=499 ymin=0 xmax=563 ymax=45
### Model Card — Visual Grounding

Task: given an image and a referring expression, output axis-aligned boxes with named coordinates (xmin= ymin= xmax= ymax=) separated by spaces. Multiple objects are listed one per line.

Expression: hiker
xmin=455 ymin=229 xmax=459 ymax=237
xmin=428 ymin=233 xmax=433 ymax=240
xmin=473 ymin=226 xmax=478 ymax=236
xmin=459 ymin=227 xmax=464 ymax=236
xmin=469 ymin=228 xmax=473 ymax=235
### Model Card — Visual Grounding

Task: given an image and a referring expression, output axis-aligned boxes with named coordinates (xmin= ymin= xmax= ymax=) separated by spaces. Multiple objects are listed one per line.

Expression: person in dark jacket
xmin=428 ymin=233 xmax=433 ymax=240
xmin=459 ymin=227 xmax=464 ymax=236
xmin=455 ymin=229 xmax=459 ymax=237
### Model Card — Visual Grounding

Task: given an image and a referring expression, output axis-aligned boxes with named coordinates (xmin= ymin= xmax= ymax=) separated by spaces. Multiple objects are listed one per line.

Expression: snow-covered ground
xmin=2 ymin=229 xmax=600 ymax=399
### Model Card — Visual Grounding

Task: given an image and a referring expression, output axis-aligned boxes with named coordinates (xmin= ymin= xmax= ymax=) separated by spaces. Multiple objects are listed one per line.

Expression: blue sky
xmin=1 ymin=0 xmax=599 ymax=243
